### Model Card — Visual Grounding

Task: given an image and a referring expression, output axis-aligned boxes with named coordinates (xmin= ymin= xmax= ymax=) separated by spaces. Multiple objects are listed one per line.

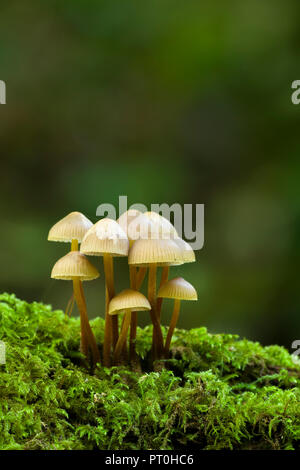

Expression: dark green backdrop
xmin=1 ymin=0 xmax=300 ymax=349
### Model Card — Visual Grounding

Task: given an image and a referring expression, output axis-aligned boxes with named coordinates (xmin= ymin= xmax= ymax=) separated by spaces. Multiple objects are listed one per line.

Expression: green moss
xmin=0 ymin=293 xmax=299 ymax=450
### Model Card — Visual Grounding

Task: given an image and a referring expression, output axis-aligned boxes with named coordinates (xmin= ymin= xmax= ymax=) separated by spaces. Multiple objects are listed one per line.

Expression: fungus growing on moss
xmin=108 ymin=289 xmax=150 ymax=363
xmin=158 ymin=277 xmax=197 ymax=355
xmin=80 ymin=218 xmax=129 ymax=366
xmin=51 ymin=251 xmax=100 ymax=366
xmin=46 ymin=207 xmax=198 ymax=370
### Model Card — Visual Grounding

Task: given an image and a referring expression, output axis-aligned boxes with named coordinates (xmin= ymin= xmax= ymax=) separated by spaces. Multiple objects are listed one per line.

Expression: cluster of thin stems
xmin=70 ymin=244 xmax=175 ymax=369
xmin=101 ymin=261 xmax=172 ymax=368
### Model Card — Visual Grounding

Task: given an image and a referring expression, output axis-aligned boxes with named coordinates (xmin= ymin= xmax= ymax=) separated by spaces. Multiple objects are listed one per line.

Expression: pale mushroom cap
xmin=48 ymin=211 xmax=93 ymax=243
xmin=80 ymin=218 xmax=129 ymax=257
xmin=109 ymin=289 xmax=151 ymax=315
xmin=144 ymin=211 xmax=179 ymax=239
xmin=174 ymin=238 xmax=196 ymax=263
xmin=128 ymin=238 xmax=182 ymax=267
xmin=51 ymin=251 xmax=100 ymax=281
xmin=157 ymin=277 xmax=197 ymax=300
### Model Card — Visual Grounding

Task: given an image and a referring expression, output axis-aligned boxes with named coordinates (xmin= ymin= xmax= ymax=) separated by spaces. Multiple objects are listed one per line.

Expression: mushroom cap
xmin=157 ymin=277 xmax=197 ymax=300
xmin=144 ymin=211 xmax=179 ymax=239
xmin=51 ymin=251 xmax=100 ymax=281
xmin=48 ymin=211 xmax=93 ymax=243
xmin=109 ymin=289 xmax=151 ymax=315
xmin=128 ymin=238 xmax=182 ymax=267
xmin=174 ymin=238 xmax=196 ymax=263
xmin=80 ymin=218 xmax=129 ymax=257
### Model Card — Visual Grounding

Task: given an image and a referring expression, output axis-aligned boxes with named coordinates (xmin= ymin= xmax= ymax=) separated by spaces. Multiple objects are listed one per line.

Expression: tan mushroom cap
xmin=174 ymin=239 xmax=196 ymax=263
xmin=109 ymin=289 xmax=151 ymax=315
xmin=51 ymin=251 xmax=100 ymax=281
xmin=48 ymin=211 xmax=93 ymax=243
xmin=157 ymin=277 xmax=197 ymax=301
xmin=80 ymin=218 xmax=129 ymax=257
xmin=144 ymin=211 xmax=179 ymax=240
xmin=128 ymin=238 xmax=182 ymax=267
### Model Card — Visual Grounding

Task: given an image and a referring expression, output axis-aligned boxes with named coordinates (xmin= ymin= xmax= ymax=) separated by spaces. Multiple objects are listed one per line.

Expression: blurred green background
xmin=0 ymin=0 xmax=299 ymax=349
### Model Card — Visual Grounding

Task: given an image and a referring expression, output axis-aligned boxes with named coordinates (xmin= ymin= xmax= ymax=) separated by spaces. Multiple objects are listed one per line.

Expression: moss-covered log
xmin=0 ymin=293 xmax=299 ymax=450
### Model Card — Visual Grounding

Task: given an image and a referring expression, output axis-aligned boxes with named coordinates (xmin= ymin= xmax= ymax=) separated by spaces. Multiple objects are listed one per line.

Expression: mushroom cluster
xmin=48 ymin=209 xmax=198 ymax=369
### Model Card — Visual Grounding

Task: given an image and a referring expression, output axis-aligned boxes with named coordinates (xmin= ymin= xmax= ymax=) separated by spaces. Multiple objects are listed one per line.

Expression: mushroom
xmin=48 ymin=211 xmax=93 ymax=316
xmin=157 ymin=277 xmax=197 ymax=355
xmin=48 ymin=211 xmax=93 ymax=251
xmin=51 ymin=251 xmax=100 ymax=367
xmin=157 ymin=238 xmax=195 ymax=319
xmin=128 ymin=238 xmax=181 ymax=359
xmin=108 ymin=289 xmax=151 ymax=363
xmin=80 ymin=218 xmax=129 ymax=366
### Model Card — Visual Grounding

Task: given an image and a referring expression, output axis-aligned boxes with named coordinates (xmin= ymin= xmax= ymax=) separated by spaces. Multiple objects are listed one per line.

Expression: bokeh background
xmin=0 ymin=0 xmax=299 ymax=349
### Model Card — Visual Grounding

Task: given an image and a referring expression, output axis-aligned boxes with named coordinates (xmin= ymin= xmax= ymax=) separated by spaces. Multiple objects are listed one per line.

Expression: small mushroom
xmin=51 ymin=251 xmax=100 ymax=367
xmin=157 ymin=277 xmax=197 ymax=355
xmin=128 ymin=238 xmax=181 ymax=359
xmin=48 ymin=211 xmax=94 ymax=316
xmin=80 ymin=218 xmax=129 ymax=366
xmin=157 ymin=239 xmax=195 ymax=319
xmin=109 ymin=289 xmax=151 ymax=363
xmin=48 ymin=211 xmax=93 ymax=251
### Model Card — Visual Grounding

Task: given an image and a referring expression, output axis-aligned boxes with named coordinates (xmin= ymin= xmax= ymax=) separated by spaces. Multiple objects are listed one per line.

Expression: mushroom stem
xmin=114 ymin=311 xmax=131 ymax=363
xmin=148 ymin=264 xmax=164 ymax=359
xmin=103 ymin=254 xmax=119 ymax=351
xmin=72 ymin=278 xmax=100 ymax=367
xmin=157 ymin=266 xmax=169 ymax=320
xmin=65 ymin=239 xmax=79 ymax=318
xmin=129 ymin=266 xmax=137 ymax=361
xmin=164 ymin=299 xmax=181 ymax=355
xmin=65 ymin=293 xmax=75 ymax=317
xmin=71 ymin=239 xmax=79 ymax=251
xmin=136 ymin=267 xmax=147 ymax=289
xmin=103 ymin=285 xmax=112 ymax=367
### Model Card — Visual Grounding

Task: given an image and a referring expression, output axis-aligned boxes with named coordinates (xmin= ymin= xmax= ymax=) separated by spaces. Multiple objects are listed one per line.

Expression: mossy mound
xmin=0 ymin=293 xmax=299 ymax=450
